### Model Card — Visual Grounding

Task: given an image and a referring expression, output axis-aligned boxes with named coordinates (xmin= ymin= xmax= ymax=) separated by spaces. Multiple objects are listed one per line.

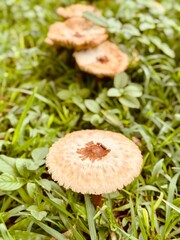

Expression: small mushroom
xmin=45 ymin=17 xmax=108 ymax=50
xmin=46 ymin=130 xmax=143 ymax=206
xmin=56 ymin=4 xmax=101 ymax=18
xmin=73 ymin=41 xmax=129 ymax=77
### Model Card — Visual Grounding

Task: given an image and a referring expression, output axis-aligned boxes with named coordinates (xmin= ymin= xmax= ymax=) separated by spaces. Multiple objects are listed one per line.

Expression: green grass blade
xmin=116 ymin=228 xmax=139 ymax=240
xmin=161 ymin=214 xmax=180 ymax=239
xmin=0 ymin=223 xmax=14 ymax=240
xmin=12 ymin=87 xmax=37 ymax=144
xmin=84 ymin=194 xmax=97 ymax=240
xmin=166 ymin=172 xmax=180 ymax=220
xmin=129 ymin=197 xmax=138 ymax=237
xmin=9 ymin=230 xmax=49 ymax=240
xmin=137 ymin=208 xmax=148 ymax=240
xmin=39 ymin=194 xmax=74 ymax=219
xmin=163 ymin=199 xmax=180 ymax=214
xmin=31 ymin=218 xmax=67 ymax=240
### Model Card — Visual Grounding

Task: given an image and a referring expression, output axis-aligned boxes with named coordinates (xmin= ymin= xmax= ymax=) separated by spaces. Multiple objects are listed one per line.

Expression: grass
xmin=0 ymin=0 xmax=180 ymax=239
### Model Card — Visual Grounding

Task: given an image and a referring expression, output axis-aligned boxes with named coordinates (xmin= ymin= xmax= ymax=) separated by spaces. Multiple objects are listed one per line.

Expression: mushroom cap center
xmin=76 ymin=141 xmax=111 ymax=161
xmin=97 ymin=56 xmax=109 ymax=63
xmin=74 ymin=32 xmax=82 ymax=38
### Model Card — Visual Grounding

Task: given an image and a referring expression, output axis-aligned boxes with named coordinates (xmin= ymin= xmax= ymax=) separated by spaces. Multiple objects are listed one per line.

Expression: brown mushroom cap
xmin=46 ymin=130 xmax=143 ymax=195
xmin=45 ymin=17 xmax=108 ymax=51
xmin=73 ymin=41 xmax=129 ymax=77
xmin=57 ymin=4 xmax=101 ymax=18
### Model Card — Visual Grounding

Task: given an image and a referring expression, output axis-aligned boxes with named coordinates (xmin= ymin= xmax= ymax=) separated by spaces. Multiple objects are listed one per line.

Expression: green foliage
xmin=107 ymin=72 xmax=143 ymax=108
xmin=0 ymin=0 xmax=180 ymax=239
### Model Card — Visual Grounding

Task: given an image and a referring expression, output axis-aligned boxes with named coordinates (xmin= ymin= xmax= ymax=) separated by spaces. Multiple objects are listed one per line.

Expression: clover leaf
xmin=107 ymin=73 xmax=143 ymax=108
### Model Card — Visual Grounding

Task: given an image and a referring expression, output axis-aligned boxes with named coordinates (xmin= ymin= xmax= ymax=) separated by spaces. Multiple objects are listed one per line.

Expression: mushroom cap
xmin=46 ymin=130 xmax=143 ymax=195
xmin=56 ymin=4 xmax=101 ymax=18
xmin=45 ymin=17 xmax=108 ymax=51
xmin=73 ymin=41 xmax=129 ymax=77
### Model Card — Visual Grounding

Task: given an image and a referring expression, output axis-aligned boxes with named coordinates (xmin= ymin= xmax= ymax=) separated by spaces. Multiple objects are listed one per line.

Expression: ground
xmin=0 ymin=0 xmax=180 ymax=239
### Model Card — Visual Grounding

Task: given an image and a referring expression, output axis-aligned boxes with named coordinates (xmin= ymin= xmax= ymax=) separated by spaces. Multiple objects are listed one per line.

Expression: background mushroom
xmin=45 ymin=17 xmax=108 ymax=50
xmin=73 ymin=41 xmax=129 ymax=77
xmin=46 ymin=130 xmax=143 ymax=206
xmin=56 ymin=4 xmax=101 ymax=18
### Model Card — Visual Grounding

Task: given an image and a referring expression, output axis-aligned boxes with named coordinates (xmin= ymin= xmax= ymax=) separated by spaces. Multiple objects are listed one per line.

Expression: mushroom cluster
xmin=45 ymin=4 xmax=129 ymax=77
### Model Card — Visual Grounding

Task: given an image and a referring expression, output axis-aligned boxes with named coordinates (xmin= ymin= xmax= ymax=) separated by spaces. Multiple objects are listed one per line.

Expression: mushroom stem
xmin=91 ymin=194 xmax=102 ymax=207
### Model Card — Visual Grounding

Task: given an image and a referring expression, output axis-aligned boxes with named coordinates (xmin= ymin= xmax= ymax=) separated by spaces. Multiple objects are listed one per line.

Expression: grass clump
xmin=0 ymin=0 xmax=180 ymax=239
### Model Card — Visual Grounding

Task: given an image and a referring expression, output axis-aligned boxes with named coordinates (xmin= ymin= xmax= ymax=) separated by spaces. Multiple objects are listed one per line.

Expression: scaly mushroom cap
xmin=46 ymin=130 xmax=143 ymax=195
xmin=57 ymin=4 xmax=101 ymax=18
xmin=73 ymin=41 xmax=129 ymax=77
xmin=45 ymin=17 xmax=108 ymax=51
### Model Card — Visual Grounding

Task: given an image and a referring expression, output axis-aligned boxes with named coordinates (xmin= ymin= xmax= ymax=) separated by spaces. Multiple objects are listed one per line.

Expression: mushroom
xmin=73 ymin=41 xmax=129 ymax=77
xmin=45 ymin=17 xmax=108 ymax=51
xmin=46 ymin=130 xmax=143 ymax=206
xmin=56 ymin=4 xmax=101 ymax=19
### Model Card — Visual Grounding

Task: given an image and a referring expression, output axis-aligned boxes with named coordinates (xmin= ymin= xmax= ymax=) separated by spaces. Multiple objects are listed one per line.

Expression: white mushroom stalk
xmin=73 ymin=41 xmax=129 ymax=77
xmin=46 ymin=130 xmax=143 ymax=195
xmin=45 ymin=17 xmax=108 ymax=51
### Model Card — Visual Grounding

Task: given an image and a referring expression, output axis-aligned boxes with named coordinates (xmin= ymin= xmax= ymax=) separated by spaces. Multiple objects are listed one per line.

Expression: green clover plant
xmin=107 ymin=72 xmax=143 ymax=108
xmin=57 ymin=83 xmax=90 ymax=112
